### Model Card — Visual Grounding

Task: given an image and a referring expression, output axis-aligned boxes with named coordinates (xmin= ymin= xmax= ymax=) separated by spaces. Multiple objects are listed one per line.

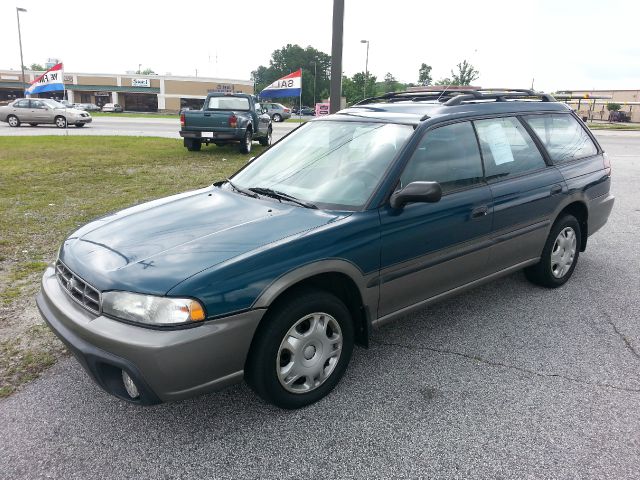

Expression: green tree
xmin=435 ymin=77 xmax=452 ymax=86
xmin=252 ymin=44 xmax=331 ymax=107
xmin=28 ymin=63 xmax=44 ymax=71
xmin=606 ymin=102 xmax=621 ymax=112
xmin=450 ymin=60 xmax=479 ymax=86
xmin=141 ymin=68 xmax=156 ymax=75
xmin=384 ymin=72 xmax=398 ymax=93
xmin=418 ymin=63 xmax=432 ymax=86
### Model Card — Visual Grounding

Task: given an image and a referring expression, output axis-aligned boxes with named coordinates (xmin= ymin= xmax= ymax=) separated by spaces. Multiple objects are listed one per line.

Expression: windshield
xmin=206 ymin=96 xmax=250 ymax=111
xmin=42 ymin=99 xmax=65 ymax=108
xmin=231 ymin=120 xmax=413 ymax=209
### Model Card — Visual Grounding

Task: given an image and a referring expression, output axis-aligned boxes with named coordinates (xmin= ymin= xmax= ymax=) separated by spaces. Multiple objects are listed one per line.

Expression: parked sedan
xmin=0 ymin=98 xmax=92 ymax=128
xmin=263 ymin=103 xmax=291 ymax=122
xmin=75 ymin=103 xmax=101 ymax=112
xmin=102 ymin=103 xmax=123 ymax=113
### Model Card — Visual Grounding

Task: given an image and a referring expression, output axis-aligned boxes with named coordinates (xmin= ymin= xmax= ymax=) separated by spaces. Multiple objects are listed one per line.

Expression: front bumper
xmin=36 ymin=266 xmax=264 ymax=404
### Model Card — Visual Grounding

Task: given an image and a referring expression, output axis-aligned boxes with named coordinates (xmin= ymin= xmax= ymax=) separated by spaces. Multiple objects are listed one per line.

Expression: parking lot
xmin=0 ymin=132 xmax=638 ymax=478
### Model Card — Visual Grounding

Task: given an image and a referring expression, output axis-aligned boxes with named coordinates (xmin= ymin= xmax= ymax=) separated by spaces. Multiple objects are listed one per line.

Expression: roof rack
xmin=355 ymin=88 xmax=556 ymax=106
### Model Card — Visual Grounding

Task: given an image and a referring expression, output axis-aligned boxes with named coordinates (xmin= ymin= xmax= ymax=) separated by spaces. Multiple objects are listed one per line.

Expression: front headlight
xmin=102 ymin=291 xmax=205 ymax=326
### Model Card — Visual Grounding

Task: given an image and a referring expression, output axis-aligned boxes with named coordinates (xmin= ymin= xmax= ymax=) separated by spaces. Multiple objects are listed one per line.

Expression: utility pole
xmin=311 ymin=60 xmax=317 ymax=106
xmin=329 ymin=0 xmax=344 ymax=113
xmin=16 ymin=7 xmax=27 ymax=96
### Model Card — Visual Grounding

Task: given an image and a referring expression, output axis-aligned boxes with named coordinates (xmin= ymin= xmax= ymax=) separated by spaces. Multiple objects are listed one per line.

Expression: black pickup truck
xmin=179 ymin=93 xmax=272 ymax=153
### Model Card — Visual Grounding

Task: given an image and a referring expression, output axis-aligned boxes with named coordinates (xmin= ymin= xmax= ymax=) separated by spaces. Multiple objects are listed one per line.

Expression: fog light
xmin=121 ymin=370 xmax=140 ymax=399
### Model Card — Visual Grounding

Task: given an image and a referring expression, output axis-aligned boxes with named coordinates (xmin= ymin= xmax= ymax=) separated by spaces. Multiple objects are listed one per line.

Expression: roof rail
xmin=354 ymin=88 xmax=556 ymax=106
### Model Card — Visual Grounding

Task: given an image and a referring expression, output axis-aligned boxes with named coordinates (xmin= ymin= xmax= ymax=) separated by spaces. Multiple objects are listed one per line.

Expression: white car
xmin=101 ymin=103 xmax=123 ymax=112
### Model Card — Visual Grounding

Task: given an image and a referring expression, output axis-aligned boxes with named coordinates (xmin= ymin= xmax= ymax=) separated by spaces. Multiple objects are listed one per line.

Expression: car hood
xmin=59 ymin=186 xmax=349 ymax=294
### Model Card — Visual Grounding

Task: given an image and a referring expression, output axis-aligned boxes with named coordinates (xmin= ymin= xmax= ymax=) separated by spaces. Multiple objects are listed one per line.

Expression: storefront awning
xmin=66 ymin=85 xmax=160 ymax=94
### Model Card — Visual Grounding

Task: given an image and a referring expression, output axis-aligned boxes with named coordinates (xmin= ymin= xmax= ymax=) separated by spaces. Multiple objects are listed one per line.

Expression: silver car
xmin=0 ymin=98 xmax=92 ymax=128
xmin=263 ymin=102 xmax=291 ymax=122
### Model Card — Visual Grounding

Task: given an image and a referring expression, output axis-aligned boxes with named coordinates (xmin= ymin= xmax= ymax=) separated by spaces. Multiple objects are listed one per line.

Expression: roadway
xmin=0 ymin=116 xmax=300 ymax=141
xmin=0 ymin=134 xmax=639 ymax=479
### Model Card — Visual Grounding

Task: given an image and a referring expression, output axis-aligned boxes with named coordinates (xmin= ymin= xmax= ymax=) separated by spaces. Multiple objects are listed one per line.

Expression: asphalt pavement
xmin=0 ymin=116 xmax=299 ymax=141
xmin=0 ymin=133 xmax=639 ymax=479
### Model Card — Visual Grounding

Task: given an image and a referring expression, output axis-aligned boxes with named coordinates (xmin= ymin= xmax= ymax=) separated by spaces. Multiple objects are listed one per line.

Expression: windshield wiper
xmin=248 ymin=187 xmax=317 ymax=209
xmin=225 ymin=178 xmax=258 ymax=198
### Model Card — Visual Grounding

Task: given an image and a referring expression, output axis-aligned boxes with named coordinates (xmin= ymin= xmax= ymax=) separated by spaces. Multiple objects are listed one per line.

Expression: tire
xmin=245 ymin=289 xmax=354 ymax=409
xmin=75 ymin=123 xmax=85 ymax=127
xmin=524 ymin=214 xmax=581 ymax=288
xmin=273 ymin=113 xmax=282 ymax=122
xmin=239 ymin=129 xmax=252 ymax=154
xmin=29 ymin=123 xmax=38 ymax=127
xmin=54 ymin=116 xmax=67 ymax=128
xmin=7 ymin=115 xmax=20 ymax=127
xmin=259 ymin=127 xmax=272 ymax=146
xmin=185 ymin=139 xmax=201 ymax=152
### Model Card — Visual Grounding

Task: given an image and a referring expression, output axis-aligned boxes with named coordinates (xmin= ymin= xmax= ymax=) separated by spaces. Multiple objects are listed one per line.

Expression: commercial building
xmin=0 ymin=69 xmax=253 ymax=112
xmin=556 ymin=89 xmax=640 ymax=123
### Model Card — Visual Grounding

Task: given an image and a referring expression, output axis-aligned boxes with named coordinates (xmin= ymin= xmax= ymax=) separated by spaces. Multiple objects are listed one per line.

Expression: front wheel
xmin=245 ymin=289 xmax=354 ymax=409
xmin=259 ymin=128 xmax=272 ymax=146
xmin=525 ymin=214 xmax=581 ymax=288
xmin=239 ymin=129 xmax=252 ymax=154
xmin=7 ymin=115 xmax=20 ymax=127
xmin=75 ymin=123 xmax=85 ymax=127
xmin=55 ymin=116 xmax=67 ymax=128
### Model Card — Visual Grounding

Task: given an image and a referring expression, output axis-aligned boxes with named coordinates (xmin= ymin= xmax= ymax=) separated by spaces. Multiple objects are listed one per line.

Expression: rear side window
xmin=523 ymin=113 xmax=597 ymax=163
xmin=474 ymin=117 xmax=546 ymax=181
xmin=14 ymin=100 xmax=29 ymax=108
xmin=400 ymin=121 xmax=484 ymax=193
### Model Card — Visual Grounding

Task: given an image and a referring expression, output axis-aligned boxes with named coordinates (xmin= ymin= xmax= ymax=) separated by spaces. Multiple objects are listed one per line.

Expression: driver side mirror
xmin=390 ymin=181 xmax=442 ymax=209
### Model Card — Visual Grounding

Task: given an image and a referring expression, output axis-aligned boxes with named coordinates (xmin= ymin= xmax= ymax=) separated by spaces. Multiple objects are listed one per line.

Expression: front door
xmin=378 ymin=121 xmax=494 ymax=317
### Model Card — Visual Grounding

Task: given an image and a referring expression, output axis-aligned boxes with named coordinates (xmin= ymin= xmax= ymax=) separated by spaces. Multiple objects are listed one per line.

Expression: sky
xmin=1 ymin=0 xmax=639 ymax=92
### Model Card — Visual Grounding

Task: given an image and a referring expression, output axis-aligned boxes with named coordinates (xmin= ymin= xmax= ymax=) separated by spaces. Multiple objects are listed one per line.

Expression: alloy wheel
xmin=550 ymin=227 xmax=577 ymax=278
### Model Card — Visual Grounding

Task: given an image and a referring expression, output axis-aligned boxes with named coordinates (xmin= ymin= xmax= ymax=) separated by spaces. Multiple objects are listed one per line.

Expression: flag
xmin=25 ymin=63 xmax=64 ymax=95
xmin=259 ymin=69 xmax=302 ymax=98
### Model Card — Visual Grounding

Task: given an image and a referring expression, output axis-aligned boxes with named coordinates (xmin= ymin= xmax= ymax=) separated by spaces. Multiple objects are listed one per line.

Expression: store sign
xmin=64 ymin=75 xmax=73 ymax=82
xmin=315 ymin=102 xmax=330 ymax=116
xmin=132 ymin=78 xmax=151 ymax=87
xmin=208 ymin=83 xmax=234 ymax=93
xmin=1 ymin=75 xmax=19 ymax=80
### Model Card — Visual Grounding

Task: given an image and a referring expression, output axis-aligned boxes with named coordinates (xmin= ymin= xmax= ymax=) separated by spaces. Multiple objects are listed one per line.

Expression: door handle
xmin=551 ymin=184 xmax=563 ymax=195
xmin=471 ymin=205 xmax=489 ymax=218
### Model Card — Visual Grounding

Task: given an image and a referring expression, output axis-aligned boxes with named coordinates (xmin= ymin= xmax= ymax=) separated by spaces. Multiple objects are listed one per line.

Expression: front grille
xmin=55 ymin=260 xmax=101 ymax=315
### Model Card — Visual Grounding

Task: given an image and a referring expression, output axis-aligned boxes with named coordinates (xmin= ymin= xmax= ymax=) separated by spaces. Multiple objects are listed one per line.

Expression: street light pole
xmin=361 ymin=39 xmax=369 ymax=99
xmin=311 ymin=60 xmax=317 ymax=106
xmin=329 ymin=0 xmax=344 ymax=114
xmin=16 ymin=7 xmax=27 ymax=96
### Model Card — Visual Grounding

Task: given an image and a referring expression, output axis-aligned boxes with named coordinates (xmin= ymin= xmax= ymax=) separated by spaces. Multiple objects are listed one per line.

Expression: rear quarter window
xmin=523 ymin=113 xmax=597 ymax=163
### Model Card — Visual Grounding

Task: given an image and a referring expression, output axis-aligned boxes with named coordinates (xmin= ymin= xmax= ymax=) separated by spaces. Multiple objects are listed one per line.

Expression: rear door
xmin=378 ymin=120 xmax=494 ymax=317
xmin=473 ymin=116 xmax=566 ymax=272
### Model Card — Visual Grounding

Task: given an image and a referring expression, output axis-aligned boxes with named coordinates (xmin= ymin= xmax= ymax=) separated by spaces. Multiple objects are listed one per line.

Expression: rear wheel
xmin=525 ymin=215 xmax=581 ymax=288
xmin=246 ymin=289 xmax=354 ymax=409
xmin=75 ymin=123 xmax=85 ymax=127
xmin=29 ymin=123 xmax=38 ymax=127
xmin=273 ymin=113 xmax=282 ymax=122
xmin=259 ymin=127 xmax=272 ymax=146
xmin=185 ymin=138 xmax=201 ymax=151
xmin=7 ymin=115 xmax=20 ymax=127
xmin=54 ymin=116 xmax=67 ymax=128
xmin=239 ymin=129 xmax=252 ymax=154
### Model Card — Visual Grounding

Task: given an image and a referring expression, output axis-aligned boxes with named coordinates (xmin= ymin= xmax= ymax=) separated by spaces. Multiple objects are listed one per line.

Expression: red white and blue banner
xmin=25 ymin=63 xmax=65 ymax=95
xmin=259 ymin=69 xmax=302 ymax=98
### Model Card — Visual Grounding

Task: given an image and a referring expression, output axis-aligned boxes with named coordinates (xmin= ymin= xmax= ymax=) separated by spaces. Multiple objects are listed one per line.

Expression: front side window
xmin=206 ymin=96 xmax=250 ymax=111
xmin=474 ymin=117 xmax=546 ymax=181
xmin=523 ymin=113 xmax=597 ymax=163
xmin=400 ymin=121 xmax=484 ymax=193
xmin=232 ymin=121 xmax=413 ymax=209
xmin=31 ymin=100 xmax=45 ymax=109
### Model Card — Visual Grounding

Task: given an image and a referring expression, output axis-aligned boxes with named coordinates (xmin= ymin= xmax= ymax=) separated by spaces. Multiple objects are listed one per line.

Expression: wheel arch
xmin=555 ymin=200 xmax=588 ymax=251
xmin=251 ymin=260 xmax=373 ymax=347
